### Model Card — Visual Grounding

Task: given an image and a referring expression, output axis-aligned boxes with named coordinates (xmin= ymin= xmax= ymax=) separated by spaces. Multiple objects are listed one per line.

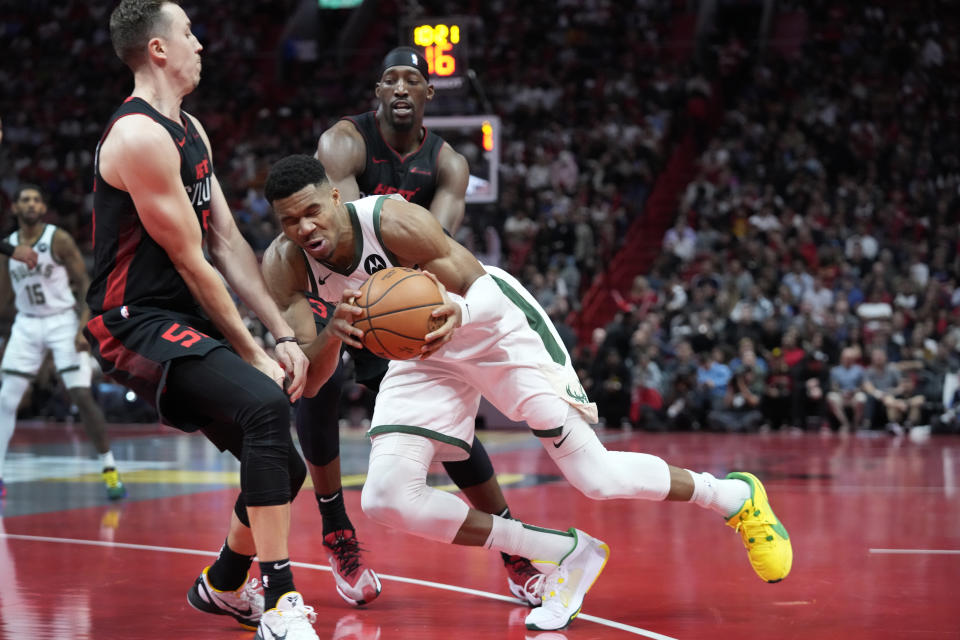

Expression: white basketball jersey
xmin=6 ymin=224 xmax=76 ymax=316
xmin=303 ymin=194 xmax=406 ymax=300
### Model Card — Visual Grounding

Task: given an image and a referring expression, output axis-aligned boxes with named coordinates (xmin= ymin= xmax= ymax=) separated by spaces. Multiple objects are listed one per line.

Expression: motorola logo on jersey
xmin=364 ymin=254 xmax=388 ymax=275
xmin=37 ymin=243 xmax=48 ymax=252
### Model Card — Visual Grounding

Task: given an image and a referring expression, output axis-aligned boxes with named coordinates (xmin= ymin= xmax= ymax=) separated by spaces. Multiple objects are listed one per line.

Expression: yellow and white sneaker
xmin=524 ymin=529 xmax=610 ymax=631
xmin=725 ymin=472 xmax=792 ymax=582
xmin=255 ymin=592 xmax=318 ymax=640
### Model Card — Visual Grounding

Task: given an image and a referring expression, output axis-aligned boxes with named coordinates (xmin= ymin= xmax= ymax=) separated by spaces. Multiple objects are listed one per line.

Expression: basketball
xmin=353 ymin=267 xmax=446 ymax=360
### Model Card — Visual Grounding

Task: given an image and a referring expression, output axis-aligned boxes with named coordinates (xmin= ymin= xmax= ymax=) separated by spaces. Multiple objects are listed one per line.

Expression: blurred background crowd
xmin=1 ymin=0 xmax=958 ymax=437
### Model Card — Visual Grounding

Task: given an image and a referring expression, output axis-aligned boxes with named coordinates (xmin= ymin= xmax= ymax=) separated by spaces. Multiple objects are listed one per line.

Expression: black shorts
xmin=85 ymin=305 xmax=226 ymax=431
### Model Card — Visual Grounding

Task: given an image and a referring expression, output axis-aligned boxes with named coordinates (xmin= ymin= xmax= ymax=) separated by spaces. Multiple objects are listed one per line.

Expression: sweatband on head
xmin=381 ymin=46 xmax=430 ymax=80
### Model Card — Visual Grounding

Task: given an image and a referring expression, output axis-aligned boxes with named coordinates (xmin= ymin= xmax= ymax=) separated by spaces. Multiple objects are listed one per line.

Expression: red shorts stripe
xmin=103 ymin=221 xmax=142 ymax=310
xmin=86 ymin=315 xmax=163 ymax=387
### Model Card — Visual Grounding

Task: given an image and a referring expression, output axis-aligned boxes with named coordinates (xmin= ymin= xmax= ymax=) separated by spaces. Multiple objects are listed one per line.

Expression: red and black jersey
xmin=87 ymin=97 xmax=213 ymax=316
xmin=342 ymin=111 xmax=443 ymax=208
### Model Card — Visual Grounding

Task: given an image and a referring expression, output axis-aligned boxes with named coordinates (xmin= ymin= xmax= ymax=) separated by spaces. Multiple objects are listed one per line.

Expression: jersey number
xmin=25 ymin=283 xmax=45 ymax=305
xmin=161 ymin=323 xmax=205 ymax=348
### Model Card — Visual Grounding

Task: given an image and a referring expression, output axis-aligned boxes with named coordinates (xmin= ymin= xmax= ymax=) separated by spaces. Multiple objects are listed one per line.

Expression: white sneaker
xmin=255 ymin=592 xmax=319 ymax=640
xmin=524 ymin=529 xmax=609 ymax=631
xmin=187 ymin=566 xmax=263 ymax=630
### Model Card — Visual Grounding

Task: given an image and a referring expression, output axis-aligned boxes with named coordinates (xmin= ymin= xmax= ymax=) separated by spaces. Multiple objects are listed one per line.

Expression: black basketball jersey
xmin=88 ymin=97 xmax=213 ymax=316
xmin=342 ymin=111 xmax=443 ymax=208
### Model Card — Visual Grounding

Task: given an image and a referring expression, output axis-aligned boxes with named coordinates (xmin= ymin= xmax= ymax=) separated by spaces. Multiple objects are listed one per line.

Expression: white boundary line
xmin=869 ymin=548 xmax=960 ymax=555
xmin=0 ymin=532 xmax=678 ymax=639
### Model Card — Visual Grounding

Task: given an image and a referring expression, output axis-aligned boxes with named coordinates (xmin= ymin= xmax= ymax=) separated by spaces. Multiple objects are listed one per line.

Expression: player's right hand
xmin=13 ymin=245 xmax=38 ymax=268
xmin=274 ymin=340 xmax=309 ymax=402
xmin=249 ymin=349 xmax=287 ymax=391
xmin=326 ymin=288 xmax=364 ymax=349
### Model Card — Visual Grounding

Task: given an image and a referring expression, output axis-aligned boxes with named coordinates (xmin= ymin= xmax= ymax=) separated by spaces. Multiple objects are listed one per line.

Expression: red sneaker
xmin=323 ymin=529 xmax=382 ymax=606
xmin=504 ymin=554 xmax=543 ymax=606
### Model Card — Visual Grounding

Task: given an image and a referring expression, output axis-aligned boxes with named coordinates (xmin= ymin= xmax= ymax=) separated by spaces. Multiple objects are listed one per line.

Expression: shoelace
xmin=242 ymin=578 xmax=264 ymax=614
xmin=539 ymin=566 xmax=571 ymax=608
xmin=327 ymin=535 xmax=362 ymax=577
xmin=734 ymin=516 xmax=777 ymax=545
xmin=507 ymin=556 xmax=544 ymax=596
xmin=286 ymin=604 xmax=318 ymax=627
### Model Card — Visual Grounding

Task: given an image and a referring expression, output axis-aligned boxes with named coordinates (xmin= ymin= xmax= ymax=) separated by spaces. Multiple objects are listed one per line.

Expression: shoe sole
xmin=333 ymin=571 xmax=382 ymax=607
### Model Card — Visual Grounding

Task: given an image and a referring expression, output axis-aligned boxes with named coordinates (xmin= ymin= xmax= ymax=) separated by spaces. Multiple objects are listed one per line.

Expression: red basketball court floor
xmin=0 ymin=420 xmax=957 ymax=639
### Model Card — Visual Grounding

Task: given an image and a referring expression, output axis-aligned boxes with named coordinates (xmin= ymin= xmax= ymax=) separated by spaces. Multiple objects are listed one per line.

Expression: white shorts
xmin=368 ymin=266 xmax=596 ymax=461
xmin=1 ymin=309 xmax=91 ymax=388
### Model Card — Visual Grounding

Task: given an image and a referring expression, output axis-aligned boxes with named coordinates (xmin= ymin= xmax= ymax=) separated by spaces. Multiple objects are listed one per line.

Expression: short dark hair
xmin=13 ymin=183 xmax=45 ymax=203
xmin=110 ymin=0 xmax=175 ymax=69
xmin=264 ymin=155 xmax=329 ymax=203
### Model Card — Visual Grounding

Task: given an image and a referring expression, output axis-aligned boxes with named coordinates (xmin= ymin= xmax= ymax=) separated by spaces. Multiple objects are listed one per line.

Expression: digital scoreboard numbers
xmin=406 ymin=18 xmax=468 ymax=92
xmin=424 ymin=116 xmax=500 ymax=203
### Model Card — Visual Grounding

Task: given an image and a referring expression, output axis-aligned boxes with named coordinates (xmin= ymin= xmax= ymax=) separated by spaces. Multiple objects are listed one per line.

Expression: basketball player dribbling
xmin=268 ymin=46 xmax=543 ymax=607
xmin=262 ymin=153 xmax=793 ymax=632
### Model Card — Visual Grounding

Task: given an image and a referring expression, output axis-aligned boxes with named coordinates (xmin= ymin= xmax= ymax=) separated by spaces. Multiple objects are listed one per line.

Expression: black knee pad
xmin=443 ymin=437 xmax=495 ymax=489
xmin=295 ymin=359 xmax=346 ymax=466
xmin=234 ymin=444 xmax=304 ymax=526
xmin=288 ymin=442 xmax=307 ymax=500
xmin=238 ymin=381 xmax=296 ymax=507
xmin=233 ymin=493 xmax=250 ymax=527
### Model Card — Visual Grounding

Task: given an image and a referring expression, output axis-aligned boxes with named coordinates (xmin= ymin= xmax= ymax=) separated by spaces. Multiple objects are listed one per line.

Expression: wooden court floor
xmin=0 ymin=421 xmax=957 ymax=639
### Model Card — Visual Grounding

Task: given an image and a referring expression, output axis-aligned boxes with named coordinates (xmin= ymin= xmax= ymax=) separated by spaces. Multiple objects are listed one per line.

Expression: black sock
xmin=497 ymin=507 xmax=514 ymax=562
xmin=316 ymin=489 xmax=353 ymax=536
xmin=259 ymin=559 xmax=296 ymax=610
xmin=207 ymin=539 xmax=253 ymax=591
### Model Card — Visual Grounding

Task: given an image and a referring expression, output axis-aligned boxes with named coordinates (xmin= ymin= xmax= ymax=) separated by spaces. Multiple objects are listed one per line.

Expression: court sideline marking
xmin=869 ymin=548 xmax=960 ymax=555
xmin=0 ymin=532 xmax=678 ymax=640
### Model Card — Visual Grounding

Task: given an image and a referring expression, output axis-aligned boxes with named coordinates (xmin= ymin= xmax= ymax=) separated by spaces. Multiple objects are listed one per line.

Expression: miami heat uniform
xmin=84 ymin=97 xmax=224 ymax=429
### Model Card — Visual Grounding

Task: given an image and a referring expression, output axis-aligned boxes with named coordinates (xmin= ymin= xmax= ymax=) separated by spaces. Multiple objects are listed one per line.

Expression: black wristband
xmin=275 ymin=336 xmax=298 ymax=344
xmin=0 ymin=240 xmax=14 ymax=257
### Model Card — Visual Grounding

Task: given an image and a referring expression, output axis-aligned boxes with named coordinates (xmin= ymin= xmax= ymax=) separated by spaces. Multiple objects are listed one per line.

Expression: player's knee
xmin=360 ymin=473 xmax=399 ymax=527
xmin=564 ymin=469 xmax=620 ymax=500
xmin=238 ymin=384 xmax=290 ymax=444
xmin=360 ymin=458 xmax=420 ymax=528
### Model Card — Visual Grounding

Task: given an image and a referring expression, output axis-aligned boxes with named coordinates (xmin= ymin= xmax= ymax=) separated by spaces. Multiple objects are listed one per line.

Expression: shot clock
xmin=404 ymin=18 xmax=469 ymax=92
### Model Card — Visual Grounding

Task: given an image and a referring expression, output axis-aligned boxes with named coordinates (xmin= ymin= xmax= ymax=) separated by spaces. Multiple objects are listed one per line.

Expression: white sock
xmin=483 ymin=515 xmax=575 ymax=564
xmin=100 ymin=451 xmax=116 ymax=469
xmin=687 ymin=470 xmax=751 ymax=518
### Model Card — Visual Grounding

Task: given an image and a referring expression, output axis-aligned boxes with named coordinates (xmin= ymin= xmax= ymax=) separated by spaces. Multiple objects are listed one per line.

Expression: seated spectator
xmin=695 ymin=346 xmax=733 ymax=415
xmin=826 ymin=347 xmax=868 ymax=433
xmin=862 ymin=347 xmax=926 ymax=433
xmin=709 ymin=349 xmax=765 ymax=432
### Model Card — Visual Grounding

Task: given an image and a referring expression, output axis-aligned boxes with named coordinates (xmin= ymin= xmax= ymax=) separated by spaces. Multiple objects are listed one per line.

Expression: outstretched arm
xmin=0 ymin=241 xmax=38 ymax=268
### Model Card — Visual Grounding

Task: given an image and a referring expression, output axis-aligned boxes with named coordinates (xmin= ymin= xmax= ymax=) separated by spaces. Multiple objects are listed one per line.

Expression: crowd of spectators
xmin=2 ymin=1 xmax=959 ymax=439
xmin=577 ymin=1 xmax=960 ymax=437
